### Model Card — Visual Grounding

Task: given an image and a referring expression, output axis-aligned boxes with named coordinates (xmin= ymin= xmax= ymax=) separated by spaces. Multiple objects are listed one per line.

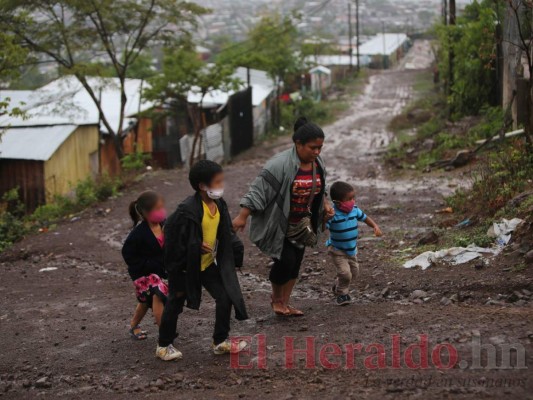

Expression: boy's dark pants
xmin=159 ymin=264 xmax=232 ymax=347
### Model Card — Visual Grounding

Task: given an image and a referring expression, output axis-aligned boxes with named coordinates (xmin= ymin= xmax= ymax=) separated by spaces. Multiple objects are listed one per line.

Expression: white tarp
xmin=403 ymin=218 xmax=524 ymax=270
xmin=403 ymin=245 xmax=499 ymax=270
xmin=202 ymin=122 xmax=224 ymax=163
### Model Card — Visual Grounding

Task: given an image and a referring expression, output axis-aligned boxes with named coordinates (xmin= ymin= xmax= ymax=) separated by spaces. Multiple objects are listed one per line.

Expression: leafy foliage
xmin=121 ymin=151 xmax=151 ymax=171
xmin=0 ymin=0 xmax=208 ymax=158
xmin=0 ymin=189 xmax=27 ymax=252
xmin=217 ymin=12 xmax=301 ymax=86
xmin=435 ymin=0 xmax=502 ymax=117
xmin=448 ymin=140 xmax=533 ymax=216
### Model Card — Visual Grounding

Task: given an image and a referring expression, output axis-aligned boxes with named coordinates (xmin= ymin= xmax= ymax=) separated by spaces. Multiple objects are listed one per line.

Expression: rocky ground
xmin=0 ymin=41 xmax=532 ymax=399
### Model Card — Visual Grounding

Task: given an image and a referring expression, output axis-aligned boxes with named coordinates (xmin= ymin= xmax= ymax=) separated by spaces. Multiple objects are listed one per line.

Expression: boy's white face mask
xmin=200 ymin=184 xmax=224 ymax=200
xmin=207 ymin=188 xmax=224 ymax=200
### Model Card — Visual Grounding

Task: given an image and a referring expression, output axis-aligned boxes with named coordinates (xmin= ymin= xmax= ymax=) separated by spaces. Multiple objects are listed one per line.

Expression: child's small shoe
xmin=335 ymin=294 xmax=352 ymax=306
xmin=156 ymin=344 xmax=183 ymax=361
xmin=212 ymin=339 xmax=248 ymax=355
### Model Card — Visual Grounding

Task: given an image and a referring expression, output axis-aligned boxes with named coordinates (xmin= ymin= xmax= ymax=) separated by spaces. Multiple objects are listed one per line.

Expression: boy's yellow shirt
xmin=201 ymin=201 xmax=220 ymax=271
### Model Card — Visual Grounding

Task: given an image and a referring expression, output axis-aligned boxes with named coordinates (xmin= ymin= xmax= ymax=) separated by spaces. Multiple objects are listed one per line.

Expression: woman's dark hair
xmin=292 ymin=117 xmax=325 ymax=144
xmin=189 ymin=160 xmax=223 ymax=191
xmin=128 ymin=190 xmax=160 ymax=227
xmin=330 ymin=181 xmax=354 ymax=202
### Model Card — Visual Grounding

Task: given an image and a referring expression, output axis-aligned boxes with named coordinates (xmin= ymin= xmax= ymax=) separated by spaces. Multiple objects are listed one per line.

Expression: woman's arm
xmin=234 ymin=168 xmax=279 ymax=232
xmin=232 ymin=207 xmax=251 ymax=232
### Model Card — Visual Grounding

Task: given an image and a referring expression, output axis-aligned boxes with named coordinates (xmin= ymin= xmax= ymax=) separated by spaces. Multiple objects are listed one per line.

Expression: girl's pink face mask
xmin=147 ymin=209 xmax=167 ymax=224
xmin=336 ymin=200 xmax=355 ymax=214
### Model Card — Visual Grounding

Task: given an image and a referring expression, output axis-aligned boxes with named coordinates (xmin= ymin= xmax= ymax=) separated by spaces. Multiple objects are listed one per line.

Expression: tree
xmin=217 ymin=12 xmax=302 ymax=127
xmin=0 ymin=0 xmax=207 ymax=160
xmin=436 ymin=0 xmax=502 ymax=116
xmin=505 ymin=0 xmax=533 ymax=149
xmin=145 ymin=44 xmax=239 ymax=166
xmin=0 ymin=32 xmax=28 ymax=134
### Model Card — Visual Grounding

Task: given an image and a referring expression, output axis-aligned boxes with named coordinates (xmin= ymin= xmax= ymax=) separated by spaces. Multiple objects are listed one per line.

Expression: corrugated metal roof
xmin=310 ymin=66 xmax=332 ymax=74
xmin=0 ymin=125 xmax=77 ymax=161
xmin=304 ymin=54 xmax=370 ymax=67
xmin=0 ymin=76 xmax=153 ymax=134
xmin=359 ymin=33 xmax=408 ymax=56
xmin=187 ymin=67 xmax=276 ymax=108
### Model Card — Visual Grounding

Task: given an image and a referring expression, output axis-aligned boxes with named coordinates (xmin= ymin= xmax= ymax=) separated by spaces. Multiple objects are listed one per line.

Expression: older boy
xmin=157 ymin=160 xmax=248 ymax=361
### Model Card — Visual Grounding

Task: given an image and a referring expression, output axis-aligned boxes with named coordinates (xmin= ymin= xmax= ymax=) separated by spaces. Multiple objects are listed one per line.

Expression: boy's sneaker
xmin=335 ymin=294 xmax=352 ymax=306
xmin=156 ymin=344 xmax=183 ymax=361
xmin=212 ymin=339 xmax=248 ymax=355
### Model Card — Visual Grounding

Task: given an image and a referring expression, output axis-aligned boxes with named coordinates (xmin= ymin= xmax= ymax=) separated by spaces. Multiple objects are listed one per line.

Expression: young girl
xmin=122 ymin=190 xmax=169 ymax=340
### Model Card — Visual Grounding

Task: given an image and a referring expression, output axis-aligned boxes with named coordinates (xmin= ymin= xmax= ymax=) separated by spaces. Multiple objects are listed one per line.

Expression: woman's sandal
xmin=286 ymin=305 xmax=304 ymax=317
xmin=129 ymin=325 xmax=148 ymax=340
xmin=271 ymin=297 xmax=290 ymax=316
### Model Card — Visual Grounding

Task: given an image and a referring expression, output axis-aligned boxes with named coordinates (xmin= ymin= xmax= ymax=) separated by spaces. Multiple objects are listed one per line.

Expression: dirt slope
xmin=0 ymin=41 xmax=531 ymax=399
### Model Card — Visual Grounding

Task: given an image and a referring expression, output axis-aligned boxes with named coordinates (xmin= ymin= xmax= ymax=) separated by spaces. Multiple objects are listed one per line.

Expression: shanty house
xmin=0 ymin=125 xmax=99 ymax=212
xmin=359 ymin=33 xmax=410 ymax=69
xmin=0 ymin=76 xmax=155 ymax=210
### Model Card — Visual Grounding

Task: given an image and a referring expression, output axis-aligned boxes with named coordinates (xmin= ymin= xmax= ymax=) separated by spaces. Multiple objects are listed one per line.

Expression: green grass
xmin=0 ymin=174 xmax=123 ymax=253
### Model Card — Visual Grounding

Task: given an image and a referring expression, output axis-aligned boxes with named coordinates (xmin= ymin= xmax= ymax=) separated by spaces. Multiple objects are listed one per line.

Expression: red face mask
xmin=336 ymin=200 xmax=355 ymax=214
xmin=147 ymin=209 xmax=167 ymax=223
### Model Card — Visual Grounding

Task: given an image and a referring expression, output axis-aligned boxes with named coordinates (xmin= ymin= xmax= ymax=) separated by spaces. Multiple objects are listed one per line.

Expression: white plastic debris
xmin=403 ymin=245 xmax=499 ymax=270
xmin=403 ymin=218 xmax=524 ymax=270
xmin=486 ymin=218 xmax=524 ymax=246
xmin=39 ymin=267 xmax=58 ymax=272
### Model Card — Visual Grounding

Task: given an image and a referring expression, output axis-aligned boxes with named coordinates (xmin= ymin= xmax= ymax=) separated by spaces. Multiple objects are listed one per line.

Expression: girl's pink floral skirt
xmin=133 ymin=274 xmax=168 ymax=307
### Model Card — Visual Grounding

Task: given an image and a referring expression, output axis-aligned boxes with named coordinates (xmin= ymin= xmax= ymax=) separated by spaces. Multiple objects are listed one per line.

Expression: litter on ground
xmin=39 ymin=267 xmax=58 ymax=272
xmin=403 ymin=218 xmax=524 ymax=270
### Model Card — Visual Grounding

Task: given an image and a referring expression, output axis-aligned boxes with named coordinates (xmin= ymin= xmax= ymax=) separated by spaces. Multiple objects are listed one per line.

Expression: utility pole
xmin=448 ymin=0 xmax=456 ymax=114
xmin=348 ymin=2 xmax=353 ymax=70
xmin=355 ymin=0 xmax=360 ymax=72
xmin=382 ymin=21 xmax=387 ymax=69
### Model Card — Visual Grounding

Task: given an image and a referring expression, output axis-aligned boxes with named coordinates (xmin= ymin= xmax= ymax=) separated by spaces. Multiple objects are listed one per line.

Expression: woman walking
xmin=232 ymin=117 xmax=334 ymax=316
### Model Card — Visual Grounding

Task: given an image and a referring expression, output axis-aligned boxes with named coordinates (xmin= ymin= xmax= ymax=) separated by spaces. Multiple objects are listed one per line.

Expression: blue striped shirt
xmin=326 ymin=205 xmax=367 ymax=255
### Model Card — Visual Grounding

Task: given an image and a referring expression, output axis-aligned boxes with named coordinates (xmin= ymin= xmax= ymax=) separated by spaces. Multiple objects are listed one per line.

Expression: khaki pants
xmin=328 ymin=247 xmax=359 ymax=296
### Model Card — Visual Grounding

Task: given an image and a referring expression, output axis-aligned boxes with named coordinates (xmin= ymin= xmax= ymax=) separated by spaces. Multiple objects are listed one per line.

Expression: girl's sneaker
xmin=335 ymin=294 xmax=352 ymax=306
xmin=212 ymin=339 xmax=248 ymax=355
xmin=156 ymin=344 xmax=183 ymax=361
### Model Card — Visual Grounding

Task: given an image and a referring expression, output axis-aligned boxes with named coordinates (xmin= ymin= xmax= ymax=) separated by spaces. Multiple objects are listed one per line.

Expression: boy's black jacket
xmin=164 ymin=193 xmax=248 ymax=320
xmin=122 ymin=220 xmax=167 ymax=281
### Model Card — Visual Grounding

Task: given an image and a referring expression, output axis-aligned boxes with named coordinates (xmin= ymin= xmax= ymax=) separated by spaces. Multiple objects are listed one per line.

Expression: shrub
xmin=75 ymin=177 xmax=98 ymax=207
xmin=95 ymin=174 xmax=121 ymax=201
xmin=447 ymin=140 xmax=533 ymax=216
xmin=0 ymin=189 xmax=28 ymax=252
xmin=121 ymin=151 xmax=151 ymax=171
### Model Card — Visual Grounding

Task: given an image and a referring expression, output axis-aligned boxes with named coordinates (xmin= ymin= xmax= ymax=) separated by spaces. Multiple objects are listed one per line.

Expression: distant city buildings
xmin=194 ymin=0 xmax=473 ymax=49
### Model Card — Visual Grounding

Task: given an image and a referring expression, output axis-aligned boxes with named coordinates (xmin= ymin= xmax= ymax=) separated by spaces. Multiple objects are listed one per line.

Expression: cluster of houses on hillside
xmin=0 ymin=32 xmax=412 ymax=212
xmin=0 ymin=67 xmax=277 ymax=211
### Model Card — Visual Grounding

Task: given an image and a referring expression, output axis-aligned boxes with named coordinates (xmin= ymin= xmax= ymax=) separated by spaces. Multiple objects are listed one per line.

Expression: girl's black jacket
xmin=122 ymin=221 xmax=167 ymax=281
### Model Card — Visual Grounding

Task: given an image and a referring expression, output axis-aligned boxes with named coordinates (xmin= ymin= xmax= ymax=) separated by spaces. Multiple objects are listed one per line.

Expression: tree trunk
xmin=448 ymin=0 xmax=456 ymax=116
xmin=525 ymin=80 xmax=533 ymax=151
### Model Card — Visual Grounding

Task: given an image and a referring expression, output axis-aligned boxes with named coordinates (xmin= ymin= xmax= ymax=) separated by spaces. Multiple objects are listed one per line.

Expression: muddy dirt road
xmin=1 ymin=41 xmax=532 ymax=399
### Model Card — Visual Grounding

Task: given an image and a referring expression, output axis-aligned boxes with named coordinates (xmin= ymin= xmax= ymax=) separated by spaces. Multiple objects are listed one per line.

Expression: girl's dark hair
xmin=128 ymin=190 xmax=160 ymax=227
xmin=189 ymin=160 xmax=223 ymax=191
xmin=292 ymin=117 xmax=325 ymax=144
xmin=330 ymin=181 xmax=354 ymax=202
